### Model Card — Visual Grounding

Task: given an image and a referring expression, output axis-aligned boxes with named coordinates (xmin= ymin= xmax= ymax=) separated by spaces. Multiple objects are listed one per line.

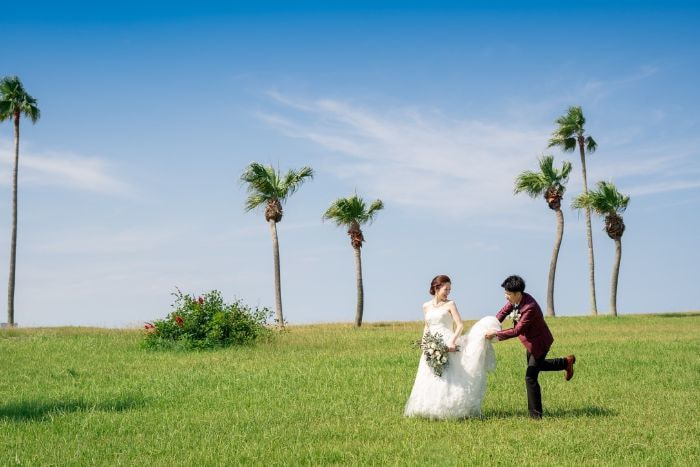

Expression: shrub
xmin=143 ymin=289 xmax=272 ymax=350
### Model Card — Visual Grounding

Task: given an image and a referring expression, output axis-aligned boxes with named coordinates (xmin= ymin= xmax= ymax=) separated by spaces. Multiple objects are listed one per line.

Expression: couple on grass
xmin=404 ymin=274 xmax=576 ymax=420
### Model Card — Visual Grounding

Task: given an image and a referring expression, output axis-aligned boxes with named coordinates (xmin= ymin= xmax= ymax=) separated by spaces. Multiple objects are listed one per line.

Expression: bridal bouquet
xmin=413 ymin=331 xmax=456 ymax=377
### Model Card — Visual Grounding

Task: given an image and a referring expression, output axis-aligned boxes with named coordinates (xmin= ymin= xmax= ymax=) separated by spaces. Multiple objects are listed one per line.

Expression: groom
xmin=485 ymin=275 xmax=575 ymax=419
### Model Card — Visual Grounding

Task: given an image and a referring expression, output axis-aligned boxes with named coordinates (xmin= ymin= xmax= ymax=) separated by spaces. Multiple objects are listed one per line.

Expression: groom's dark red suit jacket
xmin=495 ymin=293 xmax=554 ymax=359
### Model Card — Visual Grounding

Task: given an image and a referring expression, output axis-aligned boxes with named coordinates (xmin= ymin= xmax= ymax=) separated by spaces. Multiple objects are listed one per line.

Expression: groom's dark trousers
xmin=526 ymin=351 xmax=566 ymax=418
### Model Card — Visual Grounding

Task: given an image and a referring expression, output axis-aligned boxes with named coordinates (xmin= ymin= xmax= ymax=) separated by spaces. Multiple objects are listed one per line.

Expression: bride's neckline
xmin=431 ymin=300 xmax=450 ymax=309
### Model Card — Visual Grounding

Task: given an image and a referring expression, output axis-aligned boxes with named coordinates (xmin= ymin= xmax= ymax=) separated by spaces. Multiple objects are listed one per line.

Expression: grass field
xmin=1 ymin=313 xmax=699 ymax=465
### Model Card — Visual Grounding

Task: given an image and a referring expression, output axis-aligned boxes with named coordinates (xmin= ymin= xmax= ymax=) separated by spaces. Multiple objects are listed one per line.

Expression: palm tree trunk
xmin=610 ymin=238 xmax=621 ymax=317
xmin=7 ymin=114 xmax=20 ymax=326
xmin=579 ymin=139 xmax=598 ymax=315
xmin=353 ymin=246 xmax=364 ymax=327
xmin=546 ymin=208 xmax=564 ymax=317
xmin=268 ymin=220 xmax=284 ymax=327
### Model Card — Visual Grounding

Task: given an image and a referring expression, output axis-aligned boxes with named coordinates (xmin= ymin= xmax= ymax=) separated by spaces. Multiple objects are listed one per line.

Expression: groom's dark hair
xmin=501 ymin=275 xmax=525 ymax=293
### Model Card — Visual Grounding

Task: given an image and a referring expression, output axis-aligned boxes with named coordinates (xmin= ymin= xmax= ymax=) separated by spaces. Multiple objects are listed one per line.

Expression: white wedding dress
xmin=404 ymin=305 xmax=501 ymax=419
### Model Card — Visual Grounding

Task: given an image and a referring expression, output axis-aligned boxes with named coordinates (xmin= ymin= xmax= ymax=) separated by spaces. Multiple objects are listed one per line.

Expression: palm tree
xmin=572 ymin=181 xmax=630 ymax=317
xmin=0 ymin=76 xmax=40 ymax=327
xmin=241 ymin=162 xmax=313 ymax=327
xmin=515 ymin=155 xmax=572 ymax=317
xmin=323 ymin=194 xmax=383 ymax=327
xmin=549 ymin=105 xmax=599 ymax=315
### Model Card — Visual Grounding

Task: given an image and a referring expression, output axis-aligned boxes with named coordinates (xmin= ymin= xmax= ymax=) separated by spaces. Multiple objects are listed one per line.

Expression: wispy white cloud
xmin=260 ymin=92 xmax=549 ymax=220
xmin=0 ymin=141 xmax=132 ymax=196
xmin=36 ymin=228 xmax=173 ymax=255
xmin=588 ymin=154 xmax=683 ymax=180
xmin=574 ymin=142 xmax=700 ymax=198
xmin=504 ymin=65 xmax=662 ymax=123
xmin=581 ymin=65 xmax=659 ymax=103
xmin=259 ymin=88 xmax=700 ymax=222
xmin=625 ymin=179 xmax=700 ymax=197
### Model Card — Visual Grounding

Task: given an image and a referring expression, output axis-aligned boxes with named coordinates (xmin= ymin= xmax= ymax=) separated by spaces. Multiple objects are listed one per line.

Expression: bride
xmin=404 ymin=275 xmax=500 ymax=419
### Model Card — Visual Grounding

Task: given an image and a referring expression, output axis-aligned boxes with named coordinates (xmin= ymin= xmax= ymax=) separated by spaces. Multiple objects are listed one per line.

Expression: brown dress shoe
xmin=565 ymin=355 xmax=576 ymax=381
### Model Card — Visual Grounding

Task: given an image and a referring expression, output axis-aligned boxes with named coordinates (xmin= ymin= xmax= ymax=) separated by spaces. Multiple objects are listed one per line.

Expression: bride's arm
xmin=447 ymin=302 xmax=464 ymax=350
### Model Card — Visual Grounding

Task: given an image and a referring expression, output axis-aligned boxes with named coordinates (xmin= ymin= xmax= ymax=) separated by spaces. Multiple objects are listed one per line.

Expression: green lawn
xmin=1 ymin=313 xmax=698 ymax=465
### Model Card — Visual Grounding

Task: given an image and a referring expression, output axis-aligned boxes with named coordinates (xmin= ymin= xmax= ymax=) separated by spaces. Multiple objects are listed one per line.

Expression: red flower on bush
xmin=144 ymin=322 xmax=156 ymax=334
xmin=198 ymin=297 xmax=204 ymax=305
xmin=175 ymin=315 xmax=184 ymax=327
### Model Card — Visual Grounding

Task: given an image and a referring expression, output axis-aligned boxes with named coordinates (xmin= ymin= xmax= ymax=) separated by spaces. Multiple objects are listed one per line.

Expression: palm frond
xmin=240 ymin=162 xmax=277 ymax=199
xmin=241 ymin=162 xmax=314 ymax=214
xmin=571 ymin=192 xmax=593 ymax=211
xmin=548 ymin=135 xmax=577 ymax=152
xmin=597 ymin=181 xmax=630 ymax=213
xmin=365 ymin=199 xmax=384 ymax=223
xmin=572 ymin=181 xmax=629 ymax=215
xmin=323 ymin=198 xmax=357 ymax=226
xmin=539 ymin=155 xmax=556 ymax=180
xmin=552 ymin=123 xmax=577 ymax=138
xmin=0 ymin=101 xmax=9 ymax=121
xmin=281 ymin=166 xmax=314 ymax=199
xmin=568 ymin=105 xmax=585 ymax=126
xmin=0 ymin=75 xmax=40 ymax=123
xmin=561 ymin=160 xmax=573 ymax=179
xmin=24 ymin=101 xmax=40 ymax=123
xmin=563 ymin=137 xmax=578 ymax=152
xmin=515 ymin=155 xmax=571 ymax=198
xmin=550 ymin=106 xmax=594 ymax=153
xmin=323 ymin=194 xmax=383 ymax=227
xmin=585 ymin=136 xmax=597 ymax=153
xmin=514 ymin=170 xmax=547 ymax=198
xmin=244 ymin=194 xmax=267 ymax=212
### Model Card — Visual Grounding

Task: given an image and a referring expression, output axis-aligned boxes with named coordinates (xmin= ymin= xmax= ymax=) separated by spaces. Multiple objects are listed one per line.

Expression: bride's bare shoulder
xmin=422 ymin=301 xmax=432 ymax=311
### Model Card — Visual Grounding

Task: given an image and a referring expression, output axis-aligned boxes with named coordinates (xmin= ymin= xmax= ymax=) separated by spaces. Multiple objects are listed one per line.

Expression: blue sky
xmin=1 ymin=1 xmax=698 ymax=326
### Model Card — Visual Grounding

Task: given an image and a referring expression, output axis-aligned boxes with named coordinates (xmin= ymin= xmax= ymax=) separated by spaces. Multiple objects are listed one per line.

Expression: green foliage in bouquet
xmin=143 ymin=289 xmax=272 ymax=350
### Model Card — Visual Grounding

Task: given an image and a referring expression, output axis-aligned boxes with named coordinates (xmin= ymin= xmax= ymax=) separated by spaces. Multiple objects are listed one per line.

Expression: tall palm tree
xmin=549 ymin=105 xmax=599 ymax=315
xmin=241 ymin=162 xmax=313 ymax=327
xmin=572 ymin=181 xmax=630 ymax=317
xmin=0 ymin=76 xmax=40 ymax=327
xmin=515 ymin=155 xmax=572 ymax=317
xmin=323 ymin=194 xmax=383 ymax=327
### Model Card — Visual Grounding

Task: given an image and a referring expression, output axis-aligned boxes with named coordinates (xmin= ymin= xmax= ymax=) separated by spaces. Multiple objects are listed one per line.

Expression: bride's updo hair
xmin=429 ymin=275 xmax=451 ymax=295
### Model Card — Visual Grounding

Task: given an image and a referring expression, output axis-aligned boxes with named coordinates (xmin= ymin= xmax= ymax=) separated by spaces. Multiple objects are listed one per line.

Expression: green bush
xmin=143 ymin=289 xmax=272 ymax=350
